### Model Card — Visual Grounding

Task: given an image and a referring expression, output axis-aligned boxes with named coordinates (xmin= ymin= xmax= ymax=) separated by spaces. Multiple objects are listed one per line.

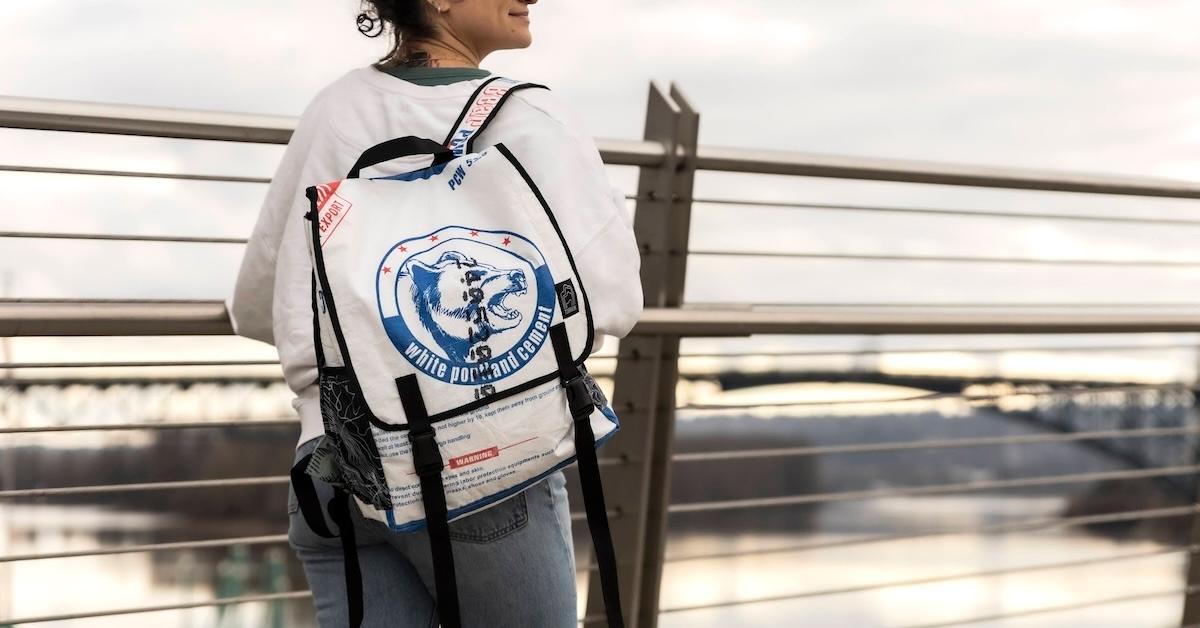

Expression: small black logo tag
xmin=556 ymin=279 xmax=580 ymax=318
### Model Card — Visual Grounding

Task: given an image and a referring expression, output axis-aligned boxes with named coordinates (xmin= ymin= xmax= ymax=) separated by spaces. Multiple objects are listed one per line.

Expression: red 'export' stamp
xmin=314 ymin=181 xmax=352 ymax=246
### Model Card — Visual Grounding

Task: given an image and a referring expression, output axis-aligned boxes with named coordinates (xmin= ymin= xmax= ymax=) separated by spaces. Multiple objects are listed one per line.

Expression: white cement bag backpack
xmin=287 ymin=77 xmax=625 ymax=628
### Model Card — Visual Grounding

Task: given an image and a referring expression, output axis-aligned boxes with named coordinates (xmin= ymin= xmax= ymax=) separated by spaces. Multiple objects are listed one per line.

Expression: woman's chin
xmin=501 ymin=28 xmax=533 ymax=49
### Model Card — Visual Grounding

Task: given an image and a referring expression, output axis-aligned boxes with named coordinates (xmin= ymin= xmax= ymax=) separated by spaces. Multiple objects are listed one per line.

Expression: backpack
xmin=287 ymin=76 xmax=625 ymax=628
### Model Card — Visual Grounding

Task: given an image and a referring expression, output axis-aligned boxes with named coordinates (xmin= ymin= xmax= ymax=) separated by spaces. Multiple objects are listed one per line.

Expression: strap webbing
xmin=290 ymin=455 xmax=364 ymax=627
xmin=328 ymin=488 xmax=364 ymax=627
xmin=549 ymin=324 xmax=625 ymax=628
xmin=442 ymin=76 xmax=547 ymax=157
xmin=346 ymin=136 xmax=454 ymax=179
xmin=310 ymin=273 xmax=326 ymax=369
xmin=397 ymin=375 xmax=462 ymax=628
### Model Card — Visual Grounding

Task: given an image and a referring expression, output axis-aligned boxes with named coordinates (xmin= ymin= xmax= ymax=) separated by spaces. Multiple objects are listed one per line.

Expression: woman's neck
xmin=404 ymin=36 xmax=483 ymax=69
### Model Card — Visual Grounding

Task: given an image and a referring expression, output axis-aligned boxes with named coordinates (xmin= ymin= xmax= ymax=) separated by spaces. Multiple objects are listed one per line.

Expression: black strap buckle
xmin=408 ymin=427 xmax=444 ymax=477
xmin=564 ymin=374 xmax=595 ymax=421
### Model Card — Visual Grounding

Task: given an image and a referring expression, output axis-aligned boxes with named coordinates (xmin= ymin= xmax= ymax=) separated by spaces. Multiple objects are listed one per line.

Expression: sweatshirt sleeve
xmin=227 ymin=93 xmax=330 ymax=346
xmin=496 ymin=89 xmax=644 ymax=353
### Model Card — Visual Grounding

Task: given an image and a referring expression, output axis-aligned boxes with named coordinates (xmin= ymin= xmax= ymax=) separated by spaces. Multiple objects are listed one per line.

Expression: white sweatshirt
xmin=228 ymin=66 xmax=643 ymax=449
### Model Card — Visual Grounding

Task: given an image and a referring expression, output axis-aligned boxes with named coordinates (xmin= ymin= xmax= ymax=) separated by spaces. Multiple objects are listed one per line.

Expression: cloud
xmin=0 ymin=1 xmax=1198 ymax=366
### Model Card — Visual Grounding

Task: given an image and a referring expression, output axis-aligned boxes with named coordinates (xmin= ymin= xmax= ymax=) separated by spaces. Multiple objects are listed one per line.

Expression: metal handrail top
xmin=3 ymin=95 xmax=1199 ymax=197
xmin=6 ymin=298 xmax=1200 ymax=337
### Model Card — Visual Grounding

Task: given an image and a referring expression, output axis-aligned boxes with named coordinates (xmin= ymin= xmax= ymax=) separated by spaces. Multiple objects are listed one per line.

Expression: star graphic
xmin=430 ymin=235 xmax=439 ymax=242
xmin=382 ymin=266 xmax=391 ymax=274
xmin=397 ymin=245 xmax=407 ymax=253
xmin=469 ymin=230 xmax=479 ymax=237
xmin=502 ymin=237 xmax=511 ymax=246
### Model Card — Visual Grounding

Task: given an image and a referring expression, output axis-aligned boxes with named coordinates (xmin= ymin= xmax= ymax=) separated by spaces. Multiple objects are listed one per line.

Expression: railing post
xmin=583 ymin=82 xmax=698 ymax=627
xmin=1182 ymin=384 xmax=1200 ymax=623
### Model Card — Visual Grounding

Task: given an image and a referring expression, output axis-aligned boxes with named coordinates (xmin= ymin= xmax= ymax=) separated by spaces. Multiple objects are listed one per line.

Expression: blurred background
xmin=2 ymin=1 xmax=1199 ymax=626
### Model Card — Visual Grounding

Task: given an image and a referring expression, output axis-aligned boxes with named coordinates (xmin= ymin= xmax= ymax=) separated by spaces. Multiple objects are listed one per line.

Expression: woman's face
xmin=444 ymin=0 xmax=538 ymax=57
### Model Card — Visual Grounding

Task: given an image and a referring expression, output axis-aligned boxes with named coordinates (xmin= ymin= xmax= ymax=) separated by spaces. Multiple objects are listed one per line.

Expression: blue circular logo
xmin=376 ymin=225 xmax=556 ymax=389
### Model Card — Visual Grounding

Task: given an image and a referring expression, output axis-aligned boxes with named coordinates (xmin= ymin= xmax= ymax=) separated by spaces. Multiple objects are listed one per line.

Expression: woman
xmin=228 ymin=0 xmax=643 ymax=626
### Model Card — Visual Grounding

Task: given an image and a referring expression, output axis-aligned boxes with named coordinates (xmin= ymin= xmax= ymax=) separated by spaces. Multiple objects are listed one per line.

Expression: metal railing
xmin=3 ymin=84 xmax=1200 ymax=628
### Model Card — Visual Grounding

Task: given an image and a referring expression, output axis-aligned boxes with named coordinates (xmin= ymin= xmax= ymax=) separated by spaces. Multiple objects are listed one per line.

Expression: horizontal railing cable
xmin=8 ymin=96 xmax=1200 ymax=197
xmin=663 ymin=504 xmax=1199 ymax=563
xmin=657 ymin=546 xmax=1196 ymax=614
xmin=0 ymin=475 xmax=290 ymax=498
xmin=0 ymin=591 xmax=315 ymax=625
xmin=0 ymin=95 xmax=666 ymax=167
xmin=0 ymin=163 xmax=270 ymax=183
xmin=667 ymin=464 xmax=1200 ymax=514
xmin=7 ymin=95 xmax=1200 ymax=197
xmin=0 ymin=534 xmax=289 ymax=563
xmin=2 ymin=477 xmax=628 ymax=501
xmin=0 ymin=230 xmax=246 ymax=244
xmin=894 ymin=586 xmax=1200 ymax=628
xmin=673 ymin=425 xmax=1200 ymax=463
xmin=598 ymin=307 xmax=1200 ymax=336
xmin=0 ymin=419 xmax=300 ymax=434
xmin=1 ymin=359 xmax=282 ymax=368
xmin=11 ymin=299 xmax=1200 ymax=336
xmin=669 ymin=340 xmax=1200 ymax=360
xmin=3 ymin=341 xmax=1192 ymax=370
xmin=687 ymin=249 xmax=1200 ymax=268
xmin=692 ymin=197 xmax=1200 ymax=226
xmin=684 ymin=302 xmax=1200 ymax=310
xmin=679 ymin=381 xmax=1192 ymax=412
xmin=693 ymin=145 xmax=1200 ymax=199
xmin=1 ymin=375 xmax=292 ymax=387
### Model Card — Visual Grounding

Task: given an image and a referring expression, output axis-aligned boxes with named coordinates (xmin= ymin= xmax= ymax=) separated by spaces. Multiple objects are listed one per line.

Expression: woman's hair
xmin=357 ymin=0 xmax=438 ymax=68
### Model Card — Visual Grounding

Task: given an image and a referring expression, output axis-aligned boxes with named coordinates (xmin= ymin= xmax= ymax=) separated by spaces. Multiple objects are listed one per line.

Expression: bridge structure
xmin=3 ymin=83 xmax=1200 ymax=627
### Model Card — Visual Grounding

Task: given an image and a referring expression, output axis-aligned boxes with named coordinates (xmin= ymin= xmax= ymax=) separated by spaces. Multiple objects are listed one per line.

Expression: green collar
xmin=380 ymin=64 xmax=492 ymax=86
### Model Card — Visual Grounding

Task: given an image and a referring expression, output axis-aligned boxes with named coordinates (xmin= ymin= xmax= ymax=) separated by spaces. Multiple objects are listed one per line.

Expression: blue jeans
xmin=287 ymin=437 xmax=578 ymax=627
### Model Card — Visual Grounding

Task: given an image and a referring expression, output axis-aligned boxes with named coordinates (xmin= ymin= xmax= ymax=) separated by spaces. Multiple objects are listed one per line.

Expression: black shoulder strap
xmin=550 ymin=323 xmax=626 ymax=627
xmin=442 ymin=76 xmax=548 ymax=157
xmin=342 ymin=76 xmax=545 ymax=179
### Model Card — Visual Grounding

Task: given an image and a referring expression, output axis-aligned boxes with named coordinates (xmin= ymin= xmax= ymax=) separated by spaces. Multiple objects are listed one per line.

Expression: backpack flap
xmin=304 ymin=141 xmax=615 ymax=528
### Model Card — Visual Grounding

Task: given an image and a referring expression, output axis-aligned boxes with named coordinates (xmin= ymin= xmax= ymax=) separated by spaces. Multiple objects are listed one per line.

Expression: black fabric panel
xmin=317 ymin=368 xmax=393 ymax=510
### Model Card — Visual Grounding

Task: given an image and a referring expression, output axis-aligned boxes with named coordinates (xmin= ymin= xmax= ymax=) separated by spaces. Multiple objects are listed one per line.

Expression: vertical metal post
xmin=1181 ymin=384 xmax=1200 ymax=623
xmin=1184 ymin=508 xmax=1200 ymax=623
xmin=583 ymin=82 xmax=698 ymax=628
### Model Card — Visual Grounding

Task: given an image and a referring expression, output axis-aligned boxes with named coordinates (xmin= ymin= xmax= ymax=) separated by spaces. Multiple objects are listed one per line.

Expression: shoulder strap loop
xmin=442 ymin=76 xmax=548 ymax=157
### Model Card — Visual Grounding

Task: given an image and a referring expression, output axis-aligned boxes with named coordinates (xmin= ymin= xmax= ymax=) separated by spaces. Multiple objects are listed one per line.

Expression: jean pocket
xmin=287 ymin=482 xmax=299 ymax=515
xmin=448 ymin=490 xmax=529 ymax=544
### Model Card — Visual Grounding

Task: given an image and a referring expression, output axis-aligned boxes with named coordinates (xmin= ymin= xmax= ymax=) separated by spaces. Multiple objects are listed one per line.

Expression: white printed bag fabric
xmin=301 ymin=77 xmax=619 ymax=531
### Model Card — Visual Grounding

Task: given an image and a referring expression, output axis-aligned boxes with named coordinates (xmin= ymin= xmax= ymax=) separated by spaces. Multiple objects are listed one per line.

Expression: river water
xmin=3 ymin=381 xmax=1195 ymax=626
xmin=1 ymin=496 xmax=1188 ymax=627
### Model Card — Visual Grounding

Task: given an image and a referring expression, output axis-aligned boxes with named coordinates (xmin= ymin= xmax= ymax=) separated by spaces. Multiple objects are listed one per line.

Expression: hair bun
xmin=356 ymin=12 xmax=384 ymax=37
xmin=358 ymin=0 xmax=437 ymax=66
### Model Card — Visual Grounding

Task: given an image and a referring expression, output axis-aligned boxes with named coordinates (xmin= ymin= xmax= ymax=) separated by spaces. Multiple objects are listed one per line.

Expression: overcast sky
xmin=1 ymin=0 xmax=1198 ymax=380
